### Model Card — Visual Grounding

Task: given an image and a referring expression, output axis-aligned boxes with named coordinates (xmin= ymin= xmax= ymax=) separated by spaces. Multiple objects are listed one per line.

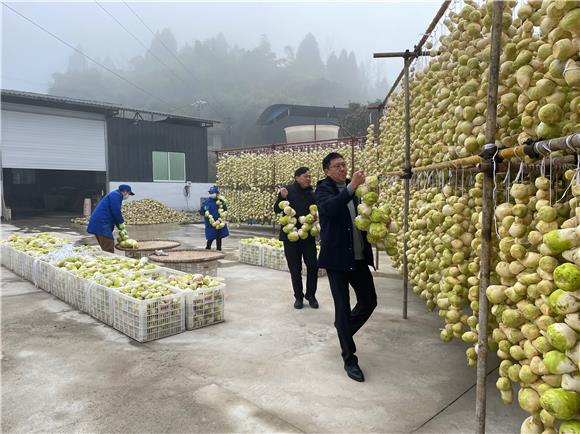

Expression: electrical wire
xmin=94 ymin=1 xmax=190 ymax=87
xmin=121 ymin=1 xmax=230 ymax=119
xmin=2 ymin=2 xmax=174 ymax=109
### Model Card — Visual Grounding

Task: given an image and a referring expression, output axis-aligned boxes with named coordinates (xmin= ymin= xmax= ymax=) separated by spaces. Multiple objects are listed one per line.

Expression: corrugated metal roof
xmin=1 ymin=89 xmax=218 ymax=126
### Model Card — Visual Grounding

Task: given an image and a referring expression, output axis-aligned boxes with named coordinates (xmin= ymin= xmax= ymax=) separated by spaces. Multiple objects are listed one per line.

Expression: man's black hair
xmin=294 ymin=166 xmax=310 ymax=177
xmin=322 ymin=152 xmax=344 ymax=171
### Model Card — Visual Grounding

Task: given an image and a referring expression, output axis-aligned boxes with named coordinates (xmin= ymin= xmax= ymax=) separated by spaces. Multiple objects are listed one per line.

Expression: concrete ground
xmin=1 ymin=218 xmax=526 ymax=433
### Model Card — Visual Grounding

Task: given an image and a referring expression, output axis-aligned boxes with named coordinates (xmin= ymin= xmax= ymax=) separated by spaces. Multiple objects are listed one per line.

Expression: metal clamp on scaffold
xmin=400 ymin=167 xmax=413 ymax=180
xmin=480 ymin=143 xmax=503 ymax=163
xmin=522 ymin=138 xmax=541 ymax=159
xmin=478 ymin=143 xmax=502 ymax=173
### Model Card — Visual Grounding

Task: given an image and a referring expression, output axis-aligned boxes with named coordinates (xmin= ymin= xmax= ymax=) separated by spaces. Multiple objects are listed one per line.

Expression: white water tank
xmin=284 ymin=124 xmax=339 ymax=143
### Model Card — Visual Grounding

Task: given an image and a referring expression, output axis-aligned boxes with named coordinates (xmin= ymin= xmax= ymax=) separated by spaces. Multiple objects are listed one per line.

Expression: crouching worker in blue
xmin=200 ymin=186 xmax=229 ymax=251
xmin=315 ymin=153 xmax=376 ymax=383
xmin=87 ymin=184 xmax=135 ymax=253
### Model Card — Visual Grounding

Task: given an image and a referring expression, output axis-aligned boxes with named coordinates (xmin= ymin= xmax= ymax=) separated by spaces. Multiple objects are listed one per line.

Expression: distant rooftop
xmin=1 ymin=89 xmax=218 ymax=127
xmin=256 ymin=103 xmax=348 ymax=125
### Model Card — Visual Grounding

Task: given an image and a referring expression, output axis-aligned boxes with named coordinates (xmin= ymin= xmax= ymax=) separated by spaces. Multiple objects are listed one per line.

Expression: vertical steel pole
xmin=402 ymin=53 xmax=411 ymax=320
xmin=476 ymin=2 xmax=503 ymax=433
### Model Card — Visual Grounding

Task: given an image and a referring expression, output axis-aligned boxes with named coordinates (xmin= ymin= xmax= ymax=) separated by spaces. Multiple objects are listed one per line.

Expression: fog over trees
xmin=49 ymin=30 xmax=388 ymax=146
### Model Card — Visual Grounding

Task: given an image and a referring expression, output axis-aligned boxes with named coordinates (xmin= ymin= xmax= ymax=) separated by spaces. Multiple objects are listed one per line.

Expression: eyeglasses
xmin=329 ymin=162 xmax=347 ymax=169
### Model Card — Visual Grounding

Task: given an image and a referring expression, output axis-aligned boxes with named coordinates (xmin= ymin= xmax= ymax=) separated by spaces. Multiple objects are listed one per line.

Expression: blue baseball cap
xmin=118 ymin=184 xmax=135 ymax=195
xmin=208 ymin=185 xmax=219 ymax=194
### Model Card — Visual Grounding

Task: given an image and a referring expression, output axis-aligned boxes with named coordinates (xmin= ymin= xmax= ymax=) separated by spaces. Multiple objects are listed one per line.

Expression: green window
xmin=152 ymin=151 xmax=186 ymax=181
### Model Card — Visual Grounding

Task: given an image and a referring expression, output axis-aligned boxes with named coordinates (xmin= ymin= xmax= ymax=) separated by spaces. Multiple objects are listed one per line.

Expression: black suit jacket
xmin=314 ymin=176 xmax=374 ymax=272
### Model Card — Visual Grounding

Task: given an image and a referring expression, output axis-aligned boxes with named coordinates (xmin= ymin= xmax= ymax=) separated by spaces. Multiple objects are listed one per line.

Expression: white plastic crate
xmin=0 ymin=245 xmax=41 ymax=282
xmin=184 ymin=286 xmax=225 ymax=330
xmin=148 ymin=268 xmax=226 ymax=331
xmin=262 ymin=246 xmax=287 ymax=271
xmin=239 ymin=242 xmax=263 ymax=266
xmin=112 ymin=283 xmax=185 ymax=342
xmin=260 ymin=245 xmax=326 ymax=277
xmin=86 ymin=281 xmax=115 ymax=326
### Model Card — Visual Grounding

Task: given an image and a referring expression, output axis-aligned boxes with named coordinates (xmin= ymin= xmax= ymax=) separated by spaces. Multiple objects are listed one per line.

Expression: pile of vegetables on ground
xmin=217 ymin=143 xmax=363 ymax=223
xmin=72 ymin=199 xmax=199 ymax=226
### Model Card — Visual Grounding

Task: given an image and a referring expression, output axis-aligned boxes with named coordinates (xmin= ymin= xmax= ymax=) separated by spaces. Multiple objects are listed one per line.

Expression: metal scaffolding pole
xmin=373 ymin=48 xmax=429 ymax=319
xmin=476 ymin=1 xmax=503 ymax=433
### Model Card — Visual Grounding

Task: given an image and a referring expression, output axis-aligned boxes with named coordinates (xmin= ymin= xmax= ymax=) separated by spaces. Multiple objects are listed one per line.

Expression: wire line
xmin=2 ymin=2 xmax=174 ymax=109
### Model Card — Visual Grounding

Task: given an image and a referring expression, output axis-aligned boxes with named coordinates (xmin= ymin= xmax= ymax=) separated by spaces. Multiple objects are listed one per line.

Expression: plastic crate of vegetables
xmin=151 ymin=272 xmax=225 ymax=331
xmin=111 ymin=281 xmax=185 ymax=342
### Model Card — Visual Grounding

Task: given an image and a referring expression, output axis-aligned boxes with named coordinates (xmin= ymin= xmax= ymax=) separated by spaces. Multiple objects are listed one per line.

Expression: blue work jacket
xmin=87 ymin=190 xmax=124 ymax=239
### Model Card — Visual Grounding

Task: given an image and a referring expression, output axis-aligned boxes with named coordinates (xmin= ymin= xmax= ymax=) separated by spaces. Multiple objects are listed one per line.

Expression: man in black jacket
xmin=315 ymin=152 xmax=377 ymax=382
xmin=274 ymin=167 xmax=319 ymax=310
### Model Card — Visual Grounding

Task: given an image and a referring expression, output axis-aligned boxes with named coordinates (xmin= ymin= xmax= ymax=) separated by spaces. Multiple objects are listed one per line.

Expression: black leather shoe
xmin=345 ymin=364 xmax=365 ymax=382
xmin=294 ymin=299 xmax=303 ymax=309
xmin=305 ymin=295 xmax=319 ymax=309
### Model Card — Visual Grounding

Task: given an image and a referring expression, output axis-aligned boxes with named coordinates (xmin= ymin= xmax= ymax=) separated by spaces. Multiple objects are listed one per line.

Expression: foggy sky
xmin=2 ymin=1 xmax=442 ymax=97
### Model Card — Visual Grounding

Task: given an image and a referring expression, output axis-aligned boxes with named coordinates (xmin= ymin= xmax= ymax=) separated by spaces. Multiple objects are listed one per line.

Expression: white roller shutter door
xmin=1 ymin=108 xmax=106 ymax=171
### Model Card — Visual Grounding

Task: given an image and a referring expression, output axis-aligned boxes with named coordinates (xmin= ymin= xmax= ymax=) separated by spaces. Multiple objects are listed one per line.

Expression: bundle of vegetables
xmin=488 ymin=175 xmax=580 ymax=433
xmin=277 ymin=202 xmax=320 ymax=242
xmin=353 ymin=175 xmax=399 ymax=254
xmin=218 ymin=188 xmax=278 ymax=224
xmin=216 ymin=144 xmax=363 ymax=223
xmin=3 ymin=233 xmax=69 ymax=257
xmin=116 ymin=223 xmax=139 ymax=249
xmin=375 ymin=0 xmax=579 ymax=175
xmin=206 ymin=195 xmax=228 ymax=229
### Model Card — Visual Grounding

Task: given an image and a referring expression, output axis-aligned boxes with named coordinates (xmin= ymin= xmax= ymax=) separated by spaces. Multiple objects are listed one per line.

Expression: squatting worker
xmin=200 ymin=186 xmax=229 ymax=251
xmin=274 ymin=167 xmax=319 ymax=310
xmin=87 ymin=184 xmax=135 ymax=253
xmin=315 ymin=152 xmax=377 ymax=383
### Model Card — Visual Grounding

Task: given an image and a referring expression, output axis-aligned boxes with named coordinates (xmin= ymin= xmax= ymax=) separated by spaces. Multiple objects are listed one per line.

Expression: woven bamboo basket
xmin=115 ymin=240 xmax=181 ymax=259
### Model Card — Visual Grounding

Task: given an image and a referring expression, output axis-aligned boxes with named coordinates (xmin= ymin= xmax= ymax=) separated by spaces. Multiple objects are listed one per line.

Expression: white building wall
xmin=109 ymin=181 xmax=213 ymax=212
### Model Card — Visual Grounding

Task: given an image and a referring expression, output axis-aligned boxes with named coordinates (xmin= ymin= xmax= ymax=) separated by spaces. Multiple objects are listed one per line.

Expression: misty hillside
xmin=49 ymin=30 xmax=388 ymax=147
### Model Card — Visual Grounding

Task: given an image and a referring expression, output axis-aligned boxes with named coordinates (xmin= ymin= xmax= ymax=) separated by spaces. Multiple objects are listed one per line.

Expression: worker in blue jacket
xmin=87 ymin=184 xmax=134 ymax=253
xmin=200 ymin=186 xmax=229 ymax=251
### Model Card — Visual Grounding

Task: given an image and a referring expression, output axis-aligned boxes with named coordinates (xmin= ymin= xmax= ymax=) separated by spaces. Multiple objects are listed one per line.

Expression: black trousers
xmin=206 ymin=234 xmax=222 ymax=250
xmin=283 ymin=238 xmax=318 ymax=300
xmin=327 ymin=261 xmax=377 ymax=367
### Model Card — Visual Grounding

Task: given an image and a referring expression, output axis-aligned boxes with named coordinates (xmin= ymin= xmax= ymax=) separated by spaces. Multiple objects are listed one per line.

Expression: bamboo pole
xmin=402 ymin=55 xmax=412 ymax=320
xmin=476 ymin=2 xmax=503 ymax=433
xmin=379 ymin=0 xmax=452 ymax=108
xmin=385 ymin=133 xmax=580 ymax=176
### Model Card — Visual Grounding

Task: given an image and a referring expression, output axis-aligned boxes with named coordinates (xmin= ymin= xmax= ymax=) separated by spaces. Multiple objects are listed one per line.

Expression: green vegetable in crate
xmin=120 ymin=282 xmax=174 ymax=300
xmin=2 ymin=233 xmax=69 ymax=256
xmin=154 ymin=273 xmax=223 ymax=291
